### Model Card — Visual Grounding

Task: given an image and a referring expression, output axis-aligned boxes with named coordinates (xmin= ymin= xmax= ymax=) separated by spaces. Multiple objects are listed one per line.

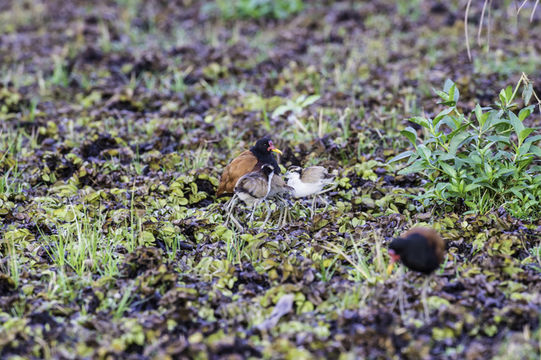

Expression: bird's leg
xmin=281 ymin=198 xmax=290 ymax=228
xmin=311 ymin=195 xmax=330 ymax=218
xmin=248 ymin=200 xmax=260 ymax=227
xmin=229 ymin=212 xmax=244 ymax=232
xmin=261 ymin=200 xmax=271 ymax=228
xmin=421 ymin=275 xmax=431 ymax=322
xmin=248 ymin=205 xmax=256 ymax=227
xmin=318 ymin=195 xmax=330 ymax=209
xmin=312 ymin=184 xmax=335 ymax=217
xmin=398 ymin=268 xmax=406 ymax=322
xmin=310 ymin=195 xmax=316 ymax=219
xmin=272 ymin=198 xmax=283 ymax=229
xmin=224 ymin=195 xmax=238 ymax=227
xmin=286 ymin=199 xmax=294 ymax=224
xmin=316 ymin=183 xmax=337 ymax=195
xmin=225 ymin=194 xmax=239 ymax=215
xmin=279 ymin=197 xmax=292 ymax=228
xmin=321 ymin=196 xmax=329 ymax=213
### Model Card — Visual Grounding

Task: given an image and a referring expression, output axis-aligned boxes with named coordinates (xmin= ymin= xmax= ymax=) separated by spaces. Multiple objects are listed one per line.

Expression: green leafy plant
xmin=391 ymin=75 xmax=541 ymax=219
xmin=271 ymin=93 xmax=320 ymax=119
xmin=215 ymin=0 xmax=303 ymax=20
xmin=50 ymin=56 xmax=70 ymax=87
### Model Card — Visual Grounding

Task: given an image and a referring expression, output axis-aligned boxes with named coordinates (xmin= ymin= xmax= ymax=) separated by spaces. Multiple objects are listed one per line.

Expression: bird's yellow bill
xmin=271 ymin=148 xmax=283 ymax=155
xmin=386 ymin=262 xmax=395 ymax=275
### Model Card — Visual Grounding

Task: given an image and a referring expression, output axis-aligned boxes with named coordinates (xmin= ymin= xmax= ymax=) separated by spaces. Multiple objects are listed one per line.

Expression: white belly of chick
xmin=287 ymin=178 xmax=324 ymax=198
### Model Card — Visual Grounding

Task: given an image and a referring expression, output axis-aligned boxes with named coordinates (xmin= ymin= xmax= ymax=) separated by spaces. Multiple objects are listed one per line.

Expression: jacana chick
xmin=224 ymin=164 xmax=275 ymax=230
xmin=217 ymin=137 xmax=282 ymax=197
xmin=285 ymin=166 xmax=334 ymax=197
xmin=388 ymin=227 xmax=445 ymax=321
xmin=235 ymin=164 xmax=275 ymax=208
xmin=285 ymin=165 xmax=335 ymax=218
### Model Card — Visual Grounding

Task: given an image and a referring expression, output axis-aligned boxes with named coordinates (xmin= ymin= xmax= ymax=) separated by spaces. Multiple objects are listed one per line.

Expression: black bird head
xmin=250 ymin=137 xmax=282 ymax=174
xmin=252 ymin=138 xmax=282 ymax=155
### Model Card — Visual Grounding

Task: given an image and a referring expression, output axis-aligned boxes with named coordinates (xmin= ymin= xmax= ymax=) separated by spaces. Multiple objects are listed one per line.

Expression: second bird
xmin=224 ymin=164 xmax=275 ymax=229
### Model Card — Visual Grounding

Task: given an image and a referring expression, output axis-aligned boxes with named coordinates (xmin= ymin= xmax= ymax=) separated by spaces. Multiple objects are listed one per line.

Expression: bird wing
xmin=216 ymin=150 xmax=258 ymax=196
xmin=269 ymin=175 xmax=293 ymax=197
xmin=404 ymin=227 xmax=445 ymax=265
xmin=235 ymin=172 xmax=269 ymax=199
xmin=301 ymin=166 xmax=332 ymax=183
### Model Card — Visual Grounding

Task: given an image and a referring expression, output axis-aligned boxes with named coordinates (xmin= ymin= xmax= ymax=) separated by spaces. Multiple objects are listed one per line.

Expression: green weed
xmin=214 ymin=0 xmax=303 ymax=20
xmin=391 ymin=75 xmax=541 ymax=219
xmin=50 ymin=56 xmax=70 ymax=87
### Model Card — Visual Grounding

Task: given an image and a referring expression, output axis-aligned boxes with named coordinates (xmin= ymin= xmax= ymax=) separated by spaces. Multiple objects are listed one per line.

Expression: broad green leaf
xmin=433 ymin=107 xmax=454 ymax=126
xmin=491 ymin=117 xmax=510 ymax=127
xmin=518 ymin=128 xmax=535 ymax=144
xmin=438 ymin=153 xmax=455 ymax=161
xmin=409 ymin=116 xmax=431 ymax=129
xmin=271 ymin=104 xmax=291 ymax=118
xmin=398 ymin=161 xmax=426 ymax=175
xmin=388 ymin=150 xmax=415 ymax=163
xmin=517 ymin=142 xmax=532 ymax=156
xmin=518 ymin=105 xmax=534 ymax=121
xmin=508 ymin=187 xmax=525 ymax=199
xmin=439 ymin=162 xmax=457 ymax=178
xmin=470 ymin=154 xmax=483 ymax=164
xmin=484 ymin=162 xmax=493 ymax=176
xmin=296 ymin=94 xmax=307 ymax=104
xmin=474 ymin=104 xmax=484 ymax=126
xmin=435 ymin=182 xmax=449 ymax=191
xmin=524 ymin=135 xmax=541 ymax=145
xmin=482 ymin=110 xmax=496 ymax=129
xmin=530 ymin=145 xmax=541 ymax=156
xmin=508 ymin=111 xmax=524 ymax=136
xmin=435 ymin=90 xmax=448 ymax=101
xmin=417 ymin=144 xmax=432 ymax=161
xmin=301 ymin=94 xmax=320 ymax=107
xmin=448 ymin=132 xmax=471 ymax=156
xmin=505 ymin=85 xmax=513 ymax=102
xmin=479 ymin=111 xmax=493 ymax=131
xmin=400 ymin=127 xmax=418 ymax=146
xmin=443 ymin=79 xmax=455 ymax=93
xmin=494 ymin=168 xmax=514 ymax=177
xmin=487 ymin=135 xmax=510 ymax=145
xmin=495 ymin=150 xmax=513 ymax=160
xmin=499 ymin=88 xmax=508 ymax=106
xmin=464 ymin=183 xmax=481 ymax=192
xmin=439 ymin=115 xmax=463 ymax=131
xmin=448 ymin=84 xmax=456 ymax=103
xmin=451 ymin=84 xmax=459 ymax=102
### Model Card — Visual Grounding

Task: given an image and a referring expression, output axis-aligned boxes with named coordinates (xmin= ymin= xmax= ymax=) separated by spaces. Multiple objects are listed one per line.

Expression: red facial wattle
xmin=267 ymin=141 xmax=282 ymax=155
xmin=389 ymin=249 xmax=401 ymax=263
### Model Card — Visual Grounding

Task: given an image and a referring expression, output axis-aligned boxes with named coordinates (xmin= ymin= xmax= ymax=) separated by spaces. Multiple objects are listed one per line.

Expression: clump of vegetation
xmin=215 ymin=0 xmax=304 ymax=20
xmin=391 ymin=75 xmax=541 ymax=219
